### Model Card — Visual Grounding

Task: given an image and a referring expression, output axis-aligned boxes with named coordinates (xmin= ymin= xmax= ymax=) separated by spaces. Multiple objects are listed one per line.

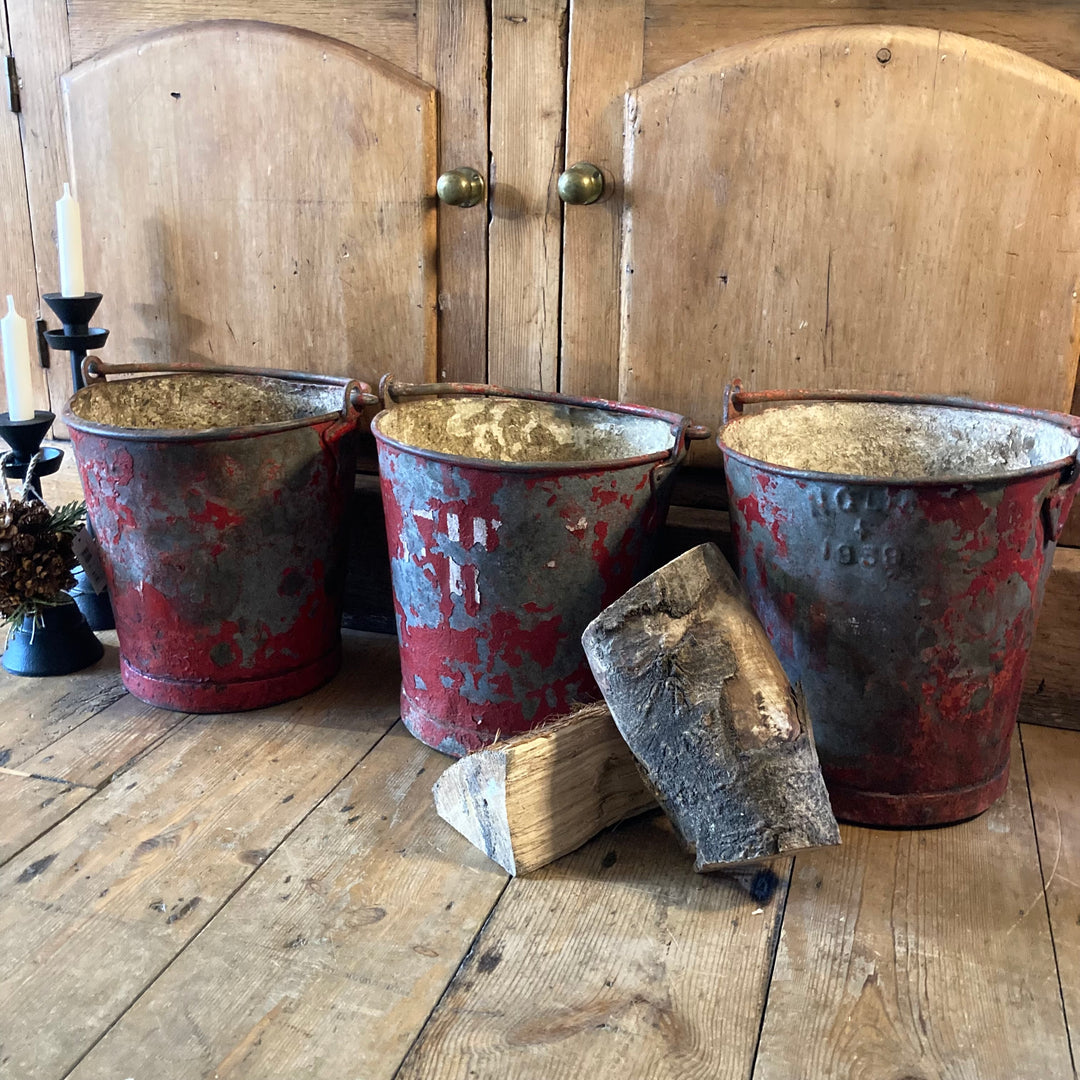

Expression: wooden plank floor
xmin=3 ymin=455 xmax=1079 ymax=1077
xmin=1 ymin=634 xmax=1078 ymax=1080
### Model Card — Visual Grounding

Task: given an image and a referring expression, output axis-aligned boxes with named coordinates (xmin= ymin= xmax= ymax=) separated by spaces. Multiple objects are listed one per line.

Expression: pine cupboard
xmin=1 ymin=0 xmax=1079 ymax=714
xmin=4 ymin=1 xmax=1080 ymax=409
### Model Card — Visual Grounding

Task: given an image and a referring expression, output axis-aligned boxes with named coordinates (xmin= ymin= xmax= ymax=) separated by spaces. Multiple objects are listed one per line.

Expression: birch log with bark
xmin=582 ymin=543 xmax=840 ymax=871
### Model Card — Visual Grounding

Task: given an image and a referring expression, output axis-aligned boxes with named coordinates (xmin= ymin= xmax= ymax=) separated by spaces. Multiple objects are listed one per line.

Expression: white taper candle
xmin=1 ymin=296 xmax=35 ymax=421
xmin=56 ymin=182 xmax=86 ymax=298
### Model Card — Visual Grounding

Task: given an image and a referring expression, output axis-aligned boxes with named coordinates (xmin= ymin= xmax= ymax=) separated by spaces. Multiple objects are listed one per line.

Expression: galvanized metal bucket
xmin=62 ymin=360 xmax=372 ymax=713
xmin=718 ymin=382 xmax=1080 ymax=826
xmin=373 ymin=378 xmax=704 ymax=755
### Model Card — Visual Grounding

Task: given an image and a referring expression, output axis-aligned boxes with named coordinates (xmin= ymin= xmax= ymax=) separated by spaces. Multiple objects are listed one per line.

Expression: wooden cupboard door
xmin=58 ymin=20 xmax=434 ymax=392
xmin=614 ymin=25 xmax=1080 ymax=446
xmin=9 ymin=2 xmax=488 ymax=397
xmin=0 ymin=9 xmax=46 ymax=418
xmin=562 ymin=6 xmax=1080 ymax=445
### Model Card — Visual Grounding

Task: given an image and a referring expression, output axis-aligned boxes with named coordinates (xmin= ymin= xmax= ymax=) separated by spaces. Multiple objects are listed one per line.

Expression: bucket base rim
xmin=120 ymin=645 xmax=342 ymax=713
xmin=400 ymin=691 xmax=489 ymax=757
xmin=827 ymin=760 xmax=1010 ymax=827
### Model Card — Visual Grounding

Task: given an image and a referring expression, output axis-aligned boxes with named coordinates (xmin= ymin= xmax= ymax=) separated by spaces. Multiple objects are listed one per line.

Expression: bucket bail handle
xmin=379 ymin=374 xmax=707 ymax=436
xmin=380 ymin=374 xmax=572 ymax=408
xmin=380 ymin=373 xmax=512 ymax=405
xmin=650 ymin=417 xmax=711 ymax=493
xmin=1041 ymin=457 xmax=1080 ymax=547
xmin=80 ymin=358 xmax=377 ymax=410
xmin=723 ymin=379 xmax=1080 ymax=438
xmin=722 ymin=379 xmax=746 ymax=425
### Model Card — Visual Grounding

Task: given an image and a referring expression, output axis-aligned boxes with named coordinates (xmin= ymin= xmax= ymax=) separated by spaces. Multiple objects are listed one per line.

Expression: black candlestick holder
xmin=0 ymin=410 xmax=64 ymax=496
xmin=0 ymin=410 xmax=103 ymax=677
xmin=41 ymin=291 xmax=115 ymax=630
xmin=42 ymin=292 xmax=109 ymax=393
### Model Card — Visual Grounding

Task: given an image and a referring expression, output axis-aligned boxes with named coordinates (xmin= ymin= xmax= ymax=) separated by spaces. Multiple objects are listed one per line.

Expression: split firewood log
xmin=432 ymin=702 xmax=654 ymax=876
xmin=582 ymin=542 xmax=840 ymax=871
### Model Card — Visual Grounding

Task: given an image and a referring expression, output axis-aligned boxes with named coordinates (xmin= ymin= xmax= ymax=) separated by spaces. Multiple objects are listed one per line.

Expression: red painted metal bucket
xmin=718 ymin=383 xmax=1080 ymax=826
xmin=62 ymin=360 xmax=370 ymax=713
xmin=373 ymin=378 xmax=703 ymax=756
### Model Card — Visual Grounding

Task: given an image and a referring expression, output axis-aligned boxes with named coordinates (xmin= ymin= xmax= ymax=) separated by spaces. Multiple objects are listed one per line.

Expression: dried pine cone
xmin=0 ymin=496 xmax=83 ymax=621
xmin=0 ymin=508 xmax=15 ymax=552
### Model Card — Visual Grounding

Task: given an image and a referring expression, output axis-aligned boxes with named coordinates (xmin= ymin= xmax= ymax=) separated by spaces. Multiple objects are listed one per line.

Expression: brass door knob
xmin=558 ymin=162 xmax=604 ymax=205
xmin=436 ymin=167 xmax=484 ymax=207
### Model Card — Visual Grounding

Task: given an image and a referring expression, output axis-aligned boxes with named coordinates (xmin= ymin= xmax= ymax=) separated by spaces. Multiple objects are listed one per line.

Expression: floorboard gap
xmin=0 ymin=766 xmax=96 ymax=789
xmin=747 ymin=856 xmax=795 ymax=1080
xmin=391 ymin=874 xmax=512 ymax=1079
xmin=1018 ymin=723 xmax=1077 ymax=1077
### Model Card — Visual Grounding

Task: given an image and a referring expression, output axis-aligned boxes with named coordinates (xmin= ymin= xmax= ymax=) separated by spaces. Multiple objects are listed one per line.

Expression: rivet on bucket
xmin=62 ymin=363 xmax=368 ymax=713
xmin=374 ymin=380 xmax=697 ymax=756
xmin=719 ymin=383 xmax=1080 ymax=827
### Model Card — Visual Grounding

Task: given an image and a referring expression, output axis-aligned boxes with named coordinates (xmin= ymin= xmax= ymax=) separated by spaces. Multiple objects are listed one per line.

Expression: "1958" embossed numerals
xmin=822 ymin=540 xmax=901 ymax=569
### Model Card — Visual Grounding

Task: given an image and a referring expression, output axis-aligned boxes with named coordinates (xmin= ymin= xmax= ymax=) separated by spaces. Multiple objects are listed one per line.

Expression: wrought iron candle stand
xmin=42 ymin=292 xmax=108 ymax=393
xmin=42 ymin=291 xmax=115 ymax=629
xmin=0 ymin=414 xmax=104 ymax=676
xmin=0 ymin=410 xmax=63 ymax=495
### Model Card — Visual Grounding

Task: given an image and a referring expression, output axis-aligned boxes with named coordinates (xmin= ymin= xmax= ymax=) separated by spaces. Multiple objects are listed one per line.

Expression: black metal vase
xmin=2 ymin=595 xmax=104 ymax=677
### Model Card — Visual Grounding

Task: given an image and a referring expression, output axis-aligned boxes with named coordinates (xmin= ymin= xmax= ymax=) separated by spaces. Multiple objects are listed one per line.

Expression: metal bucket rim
xmin=61 ymin=369 xmax=356 ymax=443
xmin=718 ymin=392 xmax=1080 ymax=488
xmin=717 ymin=441 xmax=1078 ymax=489
xmin=371 ymin=391 xmax=688 ymax=474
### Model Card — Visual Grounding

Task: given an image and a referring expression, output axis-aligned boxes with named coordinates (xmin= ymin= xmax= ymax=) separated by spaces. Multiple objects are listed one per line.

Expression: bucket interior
xmin=67 ymin=373 xmax=343 ymax=430
xmin=722 ymin=401 xmax=1079 ymax=480
xmin=376 ymin=396 xmax=676 ymax=464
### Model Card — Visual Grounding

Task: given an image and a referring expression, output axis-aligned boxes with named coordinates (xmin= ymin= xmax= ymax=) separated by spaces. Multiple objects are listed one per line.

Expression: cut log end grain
xmin=432 ymin=703 xmax=656 ymax=876
xmin=583 ymin=542 xmax=840 ymax=872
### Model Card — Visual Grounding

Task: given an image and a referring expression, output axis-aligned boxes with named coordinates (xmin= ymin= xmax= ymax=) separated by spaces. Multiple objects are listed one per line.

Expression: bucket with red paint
xmin=373 ymin=378 xmax=703 ymax=756
xmin=62 ymin=360 xmax=370 ymax=713
xmin=718 ymin=383 xmax=1080 ymax=826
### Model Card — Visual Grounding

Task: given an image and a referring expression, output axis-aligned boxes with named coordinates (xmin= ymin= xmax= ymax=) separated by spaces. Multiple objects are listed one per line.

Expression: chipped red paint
xmin=720 ymin=386 xmax=1080 ymax=826
xmin=374 ymin=388 xmax=693 ymax=756
xmin=63 ymin=371 xmax=365 ymax=713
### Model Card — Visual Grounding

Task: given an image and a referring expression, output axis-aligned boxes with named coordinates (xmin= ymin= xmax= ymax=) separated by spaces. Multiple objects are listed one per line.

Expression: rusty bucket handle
xmin=650 ymin=419 xmax=711 ymax=492
xmin=1041 ymin=457 xmax=1080 ymax=548
xmin=723 ymin=379 xmax=1080 ymax=545
xmin=723 ymin=378 xmax=1080 ymax=437
xmin=380 ymin=373 xmax=708 ymax=467
xmin=379 ymin=373 xmax=611 ymax=412
xmin=380 ymin=373 xmax=584 ymax=408
xmin=82 ymin=358 xmax=378 ymax=415
xmin=381 ymin=373 xmax=705 ymax=423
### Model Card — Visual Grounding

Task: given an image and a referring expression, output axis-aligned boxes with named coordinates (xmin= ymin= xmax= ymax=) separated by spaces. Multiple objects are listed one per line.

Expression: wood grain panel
xmin=643 ymin=1 xmax=1080 ymax=81
xmin=488 ymin=0 xmax=568 ymax=391
xmin=558 ymin=0 xmax=644 ymax=400
xmin=65 ymin=0 xmax=418 ymax=72
xmin=1021 ymin=722 xmax=1080 ymax=1056
xmin=620 ymin=27 xmax=1080 ymax=464
xmin=0 ymin=632 xmax=125 ymax=769
xmin=1023 ymin=545 xmax=1080 ymax=730
xmin=63 ymin=20 xmax=436 ymax=389
xmin=0 ymin=631 xmax=400 ymax=1080
xmin=7 ymin=1 xmax=72 ymax=373
xmin=65 ymin=724 xmax=508 ymax=1080
xmin=0 ymin=693 xmax=188 ymax=864
xmin=0 ymin=773 xmax=89 ymax=864
xmin=398 ymin=811 xmax=789 ymax=1079
xmin=754 ymin=734 xmax=1072 ymax=1079
xmin=1062 ymin=371 xmax=1080 ymax=546
xmin=1 ymin=0 xmax=60 ymax=413
xmin=419 ymin=0 xmax=490 ymax=383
